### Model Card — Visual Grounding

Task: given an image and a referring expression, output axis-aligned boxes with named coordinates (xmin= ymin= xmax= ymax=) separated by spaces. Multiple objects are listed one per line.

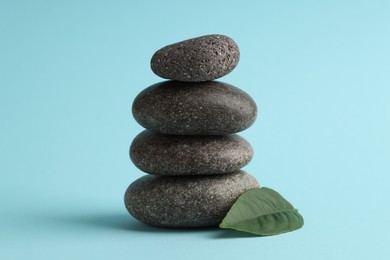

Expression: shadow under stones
xmin=46 ymin=212 xmax=219 ymax=234
xmin=43 ymin=212 xmax=264 ymax=238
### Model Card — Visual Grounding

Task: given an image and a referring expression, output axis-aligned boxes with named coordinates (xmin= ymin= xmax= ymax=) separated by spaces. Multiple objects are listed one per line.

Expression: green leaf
xmin=220 ymin=187 xmax=304 ymax=236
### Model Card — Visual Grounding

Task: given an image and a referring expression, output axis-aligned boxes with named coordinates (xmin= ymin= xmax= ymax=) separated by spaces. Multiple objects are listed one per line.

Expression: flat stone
xmin=151 ymin=34 xmax=240 ymax=82
xmin=130 ymin=130 xmax=253 ymax=176
xmin=132 ymin=81 xmax=257 ymax=135
xmin=124 ymin=171 xmax=259 ymax=228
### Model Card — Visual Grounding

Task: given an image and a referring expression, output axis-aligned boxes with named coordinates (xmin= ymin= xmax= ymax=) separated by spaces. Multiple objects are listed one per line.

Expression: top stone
xmin=151 ymin=34 xmax=240 ymax=82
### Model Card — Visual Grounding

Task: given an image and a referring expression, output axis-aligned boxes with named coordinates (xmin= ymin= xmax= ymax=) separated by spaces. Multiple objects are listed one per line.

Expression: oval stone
xmin=124 ymin=171 xmax=259 ymax=228
xmin=130 ymin=130 xmax=253 ymax=176
xmin=132 ymin=81 xmax=257 ymax=135
xmin=151 ymin=34 xmax=240 ymax=82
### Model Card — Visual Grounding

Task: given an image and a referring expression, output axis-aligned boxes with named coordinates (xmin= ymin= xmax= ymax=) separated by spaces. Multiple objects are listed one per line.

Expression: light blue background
xmin=1 ymin=0 xmax=389 ymax=259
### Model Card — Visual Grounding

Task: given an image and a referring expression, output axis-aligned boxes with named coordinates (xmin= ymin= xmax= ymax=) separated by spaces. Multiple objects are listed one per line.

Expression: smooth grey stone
xmin=151 ymin=34 xmax=240 ymax=82
xmin=130 ymin=130 xmax=253 ymax=176
xmin=124 ymin=171 xmax=259 ymax=228
xmin=132 ymin=81 xmax=257 ymax=135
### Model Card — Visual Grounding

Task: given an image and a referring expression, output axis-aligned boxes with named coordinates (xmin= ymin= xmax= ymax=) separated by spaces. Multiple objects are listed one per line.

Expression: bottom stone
xmin=124 ymin=171 xmax=259 ymax=228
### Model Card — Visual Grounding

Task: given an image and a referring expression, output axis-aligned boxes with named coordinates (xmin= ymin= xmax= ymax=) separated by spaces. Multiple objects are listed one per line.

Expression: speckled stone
xmin=130 ymin=130 xmax=253 ymax=176
xmin=132 ymin=81 xmax=257 ymax=135
xmin=151 ymin=34 xmax=240 ymax=82
xmin=124 ymin=171 xmax=259 ymax=227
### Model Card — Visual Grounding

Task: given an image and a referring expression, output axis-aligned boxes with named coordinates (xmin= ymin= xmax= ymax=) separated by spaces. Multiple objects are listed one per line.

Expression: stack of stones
xmin=125 ymin=35 xmax=259 ymax=228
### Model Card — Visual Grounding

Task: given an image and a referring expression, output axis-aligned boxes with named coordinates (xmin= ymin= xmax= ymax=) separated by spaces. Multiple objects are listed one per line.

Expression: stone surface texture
xmin=132 ymin=81 xmax=257 ymax=135
xmin=130 ymin=130 xmax=253 ymax=176
xmin=124 ymin=171 xmax=259 ymax=227
xmin=151 ymin=34 xmax=240 ymax=82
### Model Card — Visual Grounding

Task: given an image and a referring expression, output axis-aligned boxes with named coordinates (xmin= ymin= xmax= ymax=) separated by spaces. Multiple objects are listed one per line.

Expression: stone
xmin=151 ymin=34 xmax=240 ymax=82
xmin=124 ymin=171 xmax=259 ymax=228
xmin=132 ymin=81 xmax=257 ymax=135
xmin=130 ymin=130 xmax=253 ymax=176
